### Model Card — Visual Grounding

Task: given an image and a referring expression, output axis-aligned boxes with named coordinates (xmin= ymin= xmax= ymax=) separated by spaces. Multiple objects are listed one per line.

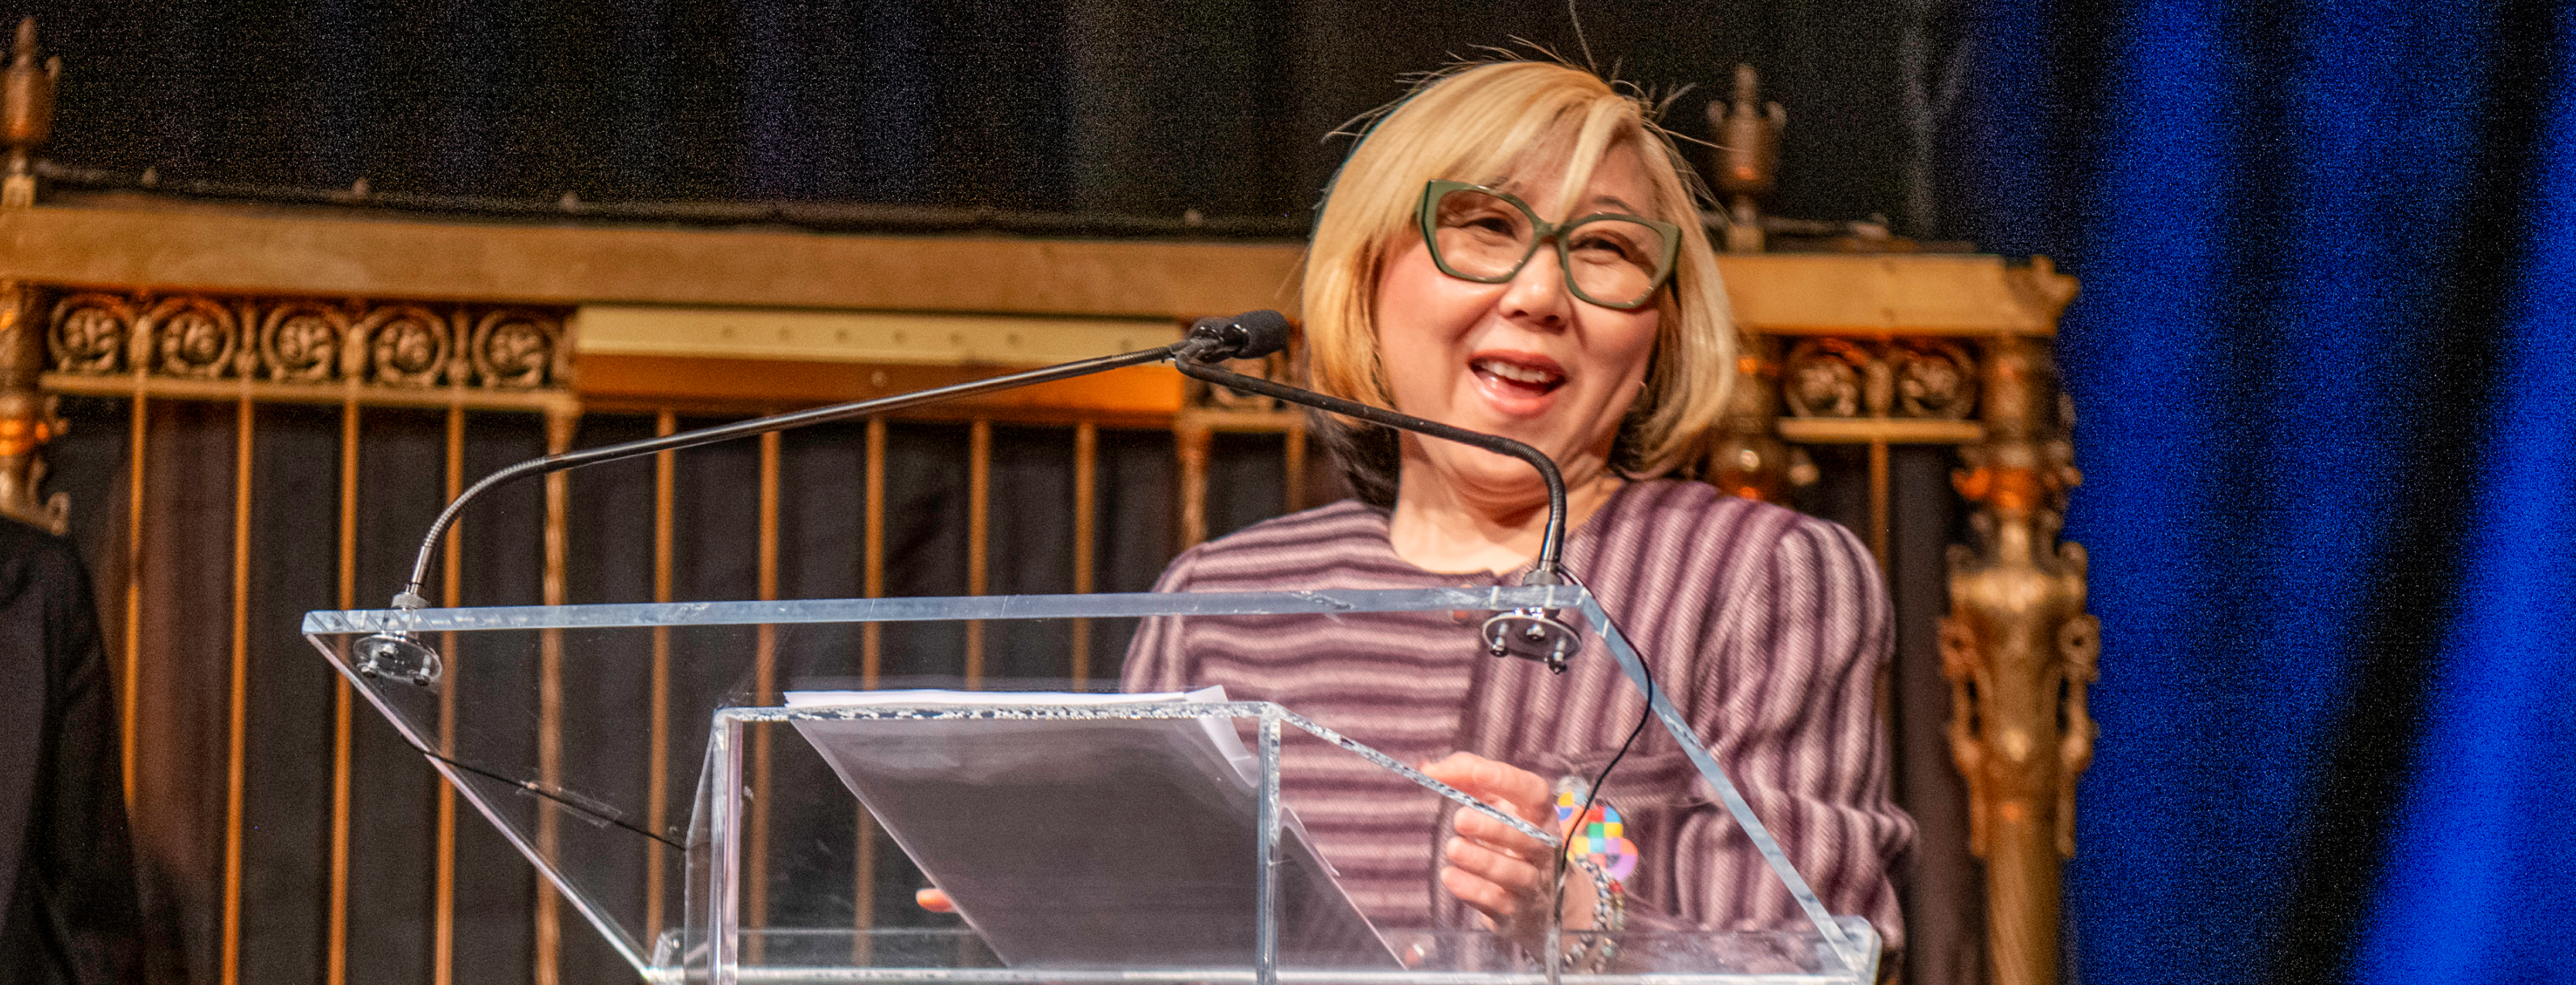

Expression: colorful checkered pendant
xmin=1555 ymin=790 xmax=1638 ymax=882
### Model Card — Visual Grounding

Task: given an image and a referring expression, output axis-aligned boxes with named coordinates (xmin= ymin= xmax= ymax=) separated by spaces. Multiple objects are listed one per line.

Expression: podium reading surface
xmin=302 ymin=586 xmax=1878 ymax=984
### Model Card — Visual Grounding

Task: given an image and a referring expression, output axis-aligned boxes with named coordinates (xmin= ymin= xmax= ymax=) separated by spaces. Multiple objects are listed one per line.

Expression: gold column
xmin=855 ymin=418 xmax=885 ymax=961
xmin=1867 ymin=439 xmax=1891 ymax=567
xmin=121 ymin=388 xmax=143 ymax=807
xmin=1282 ymin=418 xmax=1307 ymax=514
xmin=218 ymin=397 xmax=252 ymax=985
xmin=534 ymin=408 xmax=576 ymax=985
xmin=326 ymin=399 xmax=358 ymax=985
xmin=0 ymin=281 xmax=64 ymax=533
xmin=1941 ymin=334 xmax=2096 ymax=985
xmin=220 ymin=394 xmax=252 ymax=985
xmin=646 ymin=409 xmax=675 ymax=949
xmin=862 ymin=417 xmax=884 ymax=687
xmin=1860 ymin=343 xmax=1896 ymax=567
xmin=964 ymin=419 xmax=989 ymax=688
xmin=1704 ymin=335 xmax=1790 ymax=503
xmin=748 ymin=429 xmax=781 ymax=951
xmin=1175 ymin=421 xmax=1211 ymax=550
xmin=1070 ymin=421 xmax=1097 ymax=684
xmin=433 ymin=405 xmax=464 ymax=985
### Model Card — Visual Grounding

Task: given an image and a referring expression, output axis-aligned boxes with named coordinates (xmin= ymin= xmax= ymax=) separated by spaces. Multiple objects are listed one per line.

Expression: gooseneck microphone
xmin=1167 ymin=319 xmax=1581 ymax=672
xmin=353 ymin=309 xmax=1579 ymax=686
xmin=353 ymin=312 xmax=1291 ymax=686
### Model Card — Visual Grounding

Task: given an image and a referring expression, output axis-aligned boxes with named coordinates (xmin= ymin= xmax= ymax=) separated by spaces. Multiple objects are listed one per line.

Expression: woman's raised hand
xmin=1419 ymin=752 xmax=1595 ymax=949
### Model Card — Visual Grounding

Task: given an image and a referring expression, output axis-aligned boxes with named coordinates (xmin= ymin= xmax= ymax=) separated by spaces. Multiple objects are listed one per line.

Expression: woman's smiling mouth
xmin=1468 ymin=352 xmax=1569 ymax=407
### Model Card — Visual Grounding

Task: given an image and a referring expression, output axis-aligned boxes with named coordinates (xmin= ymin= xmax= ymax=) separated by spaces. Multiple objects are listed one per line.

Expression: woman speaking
xmin=1124 ymin=59 xmax=1914 ymax=962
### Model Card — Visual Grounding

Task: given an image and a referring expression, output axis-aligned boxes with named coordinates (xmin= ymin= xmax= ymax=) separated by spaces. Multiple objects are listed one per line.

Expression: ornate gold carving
xmin=1892 ymin=341 xmax=1978 ymax=419
xmin=468 ymin=308 xmax=563 ymax=388
xmin=1783 ymin=337 xmax=1980 ymax=422
xmin=142 ymin=295 xmax=241 ymax=378
xmin=1709 ymin=65 xmax=1785 ymax=254
xmin=260 ymin=301 xmax=350 ymax=382
xmin=40 ymin=287 xmax=571 ymax=391
xmin=48 ymin=291 xmax=130 ymax=373
xmin=1938 ymin=333 xmax=2094 ymax=985
xmin=1783 ymin=338 xmax=1866 ymax=418
xmin=2053 ymin=611 xmax=2099 ymax=858
xmin=2002 ymin=256 xmax=2081 ymax=326
xmin=1 ymin=19 xmax=58 ymax=209
xmin=0 ymin=280 xmax=66 ymax=533
xmin=353 ymin=304 xmax=452 ymax=386
xmin=1701 ymin=335 xmax=1808 ymax=502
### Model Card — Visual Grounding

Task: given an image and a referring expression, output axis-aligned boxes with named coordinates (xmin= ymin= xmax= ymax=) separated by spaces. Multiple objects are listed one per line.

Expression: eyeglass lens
xmin=1430 ymin=187 xmax=1667 ymax=308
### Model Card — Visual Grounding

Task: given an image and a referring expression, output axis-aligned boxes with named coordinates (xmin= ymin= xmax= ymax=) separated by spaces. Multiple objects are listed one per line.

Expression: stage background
xmin=26 ymin=0 xmax=1922 ymax=228
xmin=17 ymin=0 xmax=2575 ymax=982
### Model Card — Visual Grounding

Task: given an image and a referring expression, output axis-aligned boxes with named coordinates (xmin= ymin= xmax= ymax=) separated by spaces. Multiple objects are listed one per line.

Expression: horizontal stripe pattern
xmin=1122 ymin=480 xmax=1913 ymax=949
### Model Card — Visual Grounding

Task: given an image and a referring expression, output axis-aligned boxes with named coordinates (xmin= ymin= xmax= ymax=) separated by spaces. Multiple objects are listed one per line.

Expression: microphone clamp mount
xmin=1169 ymin=316 xmax=1581 ymax=672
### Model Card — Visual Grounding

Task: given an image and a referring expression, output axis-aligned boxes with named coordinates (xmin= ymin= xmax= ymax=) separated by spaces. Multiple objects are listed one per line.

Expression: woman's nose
xmin=1498 ymin=246 xmax=1573 ymax=329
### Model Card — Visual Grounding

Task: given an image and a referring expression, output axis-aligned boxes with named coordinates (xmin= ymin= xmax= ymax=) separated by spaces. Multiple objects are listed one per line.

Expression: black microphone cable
xmin=413 ymin=746 xmax=685 ymax=851
xmin=1544 ymin=567 xmax=1658 ymax=967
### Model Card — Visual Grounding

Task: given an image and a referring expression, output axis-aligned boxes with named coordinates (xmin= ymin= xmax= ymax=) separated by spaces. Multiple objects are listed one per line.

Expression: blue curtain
xmin=1943 ymin=0 xmax=2576 ymax=980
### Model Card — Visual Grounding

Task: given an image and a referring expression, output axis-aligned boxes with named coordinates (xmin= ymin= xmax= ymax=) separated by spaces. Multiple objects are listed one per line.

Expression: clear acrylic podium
xmin=303 ymin=585 xmax=1878 ymax=984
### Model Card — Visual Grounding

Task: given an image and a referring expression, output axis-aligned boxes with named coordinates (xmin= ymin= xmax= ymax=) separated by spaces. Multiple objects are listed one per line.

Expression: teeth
xmin=1474 ymin=359 xmax=1561 ymax=385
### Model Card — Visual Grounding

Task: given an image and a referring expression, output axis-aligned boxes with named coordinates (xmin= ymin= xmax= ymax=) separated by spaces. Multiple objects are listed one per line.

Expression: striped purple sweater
xmin=1122 ymin=479 xmax=1914 ymax=949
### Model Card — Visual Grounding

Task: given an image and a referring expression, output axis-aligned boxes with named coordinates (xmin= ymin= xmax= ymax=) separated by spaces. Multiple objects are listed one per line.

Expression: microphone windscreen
xmin=1227 ymin=310 xmax=1291 ymax=359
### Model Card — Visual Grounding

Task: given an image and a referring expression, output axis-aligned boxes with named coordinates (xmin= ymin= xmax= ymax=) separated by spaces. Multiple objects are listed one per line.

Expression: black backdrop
xmin=21 ymin=0 xmax=1927 ymax=229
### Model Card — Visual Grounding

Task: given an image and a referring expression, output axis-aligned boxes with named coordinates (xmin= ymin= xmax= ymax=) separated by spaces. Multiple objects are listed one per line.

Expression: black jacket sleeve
xmin=0 ymin=520 xmax=144 ymax=985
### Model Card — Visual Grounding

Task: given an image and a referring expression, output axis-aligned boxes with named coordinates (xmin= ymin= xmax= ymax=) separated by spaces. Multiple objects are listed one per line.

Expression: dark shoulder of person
xmin=0 ymin=516 xmax=146 ymax=985
xmin=0 ymin=518 xmax=95 ymax=624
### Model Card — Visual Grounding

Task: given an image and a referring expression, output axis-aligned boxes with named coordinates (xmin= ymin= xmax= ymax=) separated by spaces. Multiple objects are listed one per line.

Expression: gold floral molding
xmin=46 ymin=288 xmax=571 ymax=389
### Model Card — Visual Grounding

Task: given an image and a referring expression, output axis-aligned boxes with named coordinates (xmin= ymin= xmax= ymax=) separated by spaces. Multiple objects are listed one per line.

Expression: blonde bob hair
xmin=1302 ymin=60 xmax=1734 ymax=505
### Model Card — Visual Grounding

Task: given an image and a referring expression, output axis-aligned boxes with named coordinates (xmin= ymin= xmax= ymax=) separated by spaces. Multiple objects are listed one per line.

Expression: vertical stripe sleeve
xmin=1671 ymin=515 xmax=1916 ymax=953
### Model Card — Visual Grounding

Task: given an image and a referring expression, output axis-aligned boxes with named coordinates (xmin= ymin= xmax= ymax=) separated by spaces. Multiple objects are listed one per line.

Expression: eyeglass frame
xmin=1415 ymin=179 xmax=1684 ymax=311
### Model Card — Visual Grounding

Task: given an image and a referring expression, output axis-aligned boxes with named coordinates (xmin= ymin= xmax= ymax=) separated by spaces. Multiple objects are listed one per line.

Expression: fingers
xmin=1455 ymin=799 xmax=1550 ymax=856
xmin=1421 ymin=752 xmax=1549 ymax=806
xmin=915 ymin=888 xmax=954 ymax=913
xmin=1441 ymin=862 xmax=1521 ymax=923
xmin=1424 ymin=751 xmax=1578 ymax=942
xmin=1446 ymin=840 xmax=1602 ymax=943
xmin=1445 ymin=834 xmax=1546 ymax=897
xmin=1421 ymin=752 xmax=1553 ymax=826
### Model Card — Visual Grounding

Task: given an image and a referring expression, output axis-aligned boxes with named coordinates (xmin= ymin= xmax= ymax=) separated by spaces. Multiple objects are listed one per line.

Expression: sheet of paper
xmin=786 ymin=686 xmax=1259 ymax=785
xmin=785 ymin=689 xmax=1396 ymax=970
